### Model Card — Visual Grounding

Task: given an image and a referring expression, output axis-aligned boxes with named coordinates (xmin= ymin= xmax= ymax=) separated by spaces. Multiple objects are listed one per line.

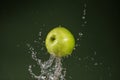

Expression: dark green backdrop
xmin=0 ymin=0 xmax=119 ymax=80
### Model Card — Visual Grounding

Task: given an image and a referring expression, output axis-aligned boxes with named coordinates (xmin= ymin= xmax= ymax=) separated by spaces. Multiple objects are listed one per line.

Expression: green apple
xmin=45 ymin=26 xmax=75 ymax=57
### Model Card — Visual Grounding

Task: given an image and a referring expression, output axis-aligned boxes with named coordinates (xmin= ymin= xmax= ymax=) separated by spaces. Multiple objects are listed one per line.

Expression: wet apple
xmin=45 ymin=26 xmax=75 ymax=57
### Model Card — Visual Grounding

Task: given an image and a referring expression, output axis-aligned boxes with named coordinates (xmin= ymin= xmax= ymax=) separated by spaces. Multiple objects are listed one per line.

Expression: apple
xmin=45 ymin=26 xmax=75 ymax=57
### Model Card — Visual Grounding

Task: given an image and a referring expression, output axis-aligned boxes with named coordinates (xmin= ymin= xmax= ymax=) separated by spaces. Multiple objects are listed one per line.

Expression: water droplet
xmin=78 ymin=58 xmax=81 ymax=61
xmin=77 ymin=38 xmax=79 ymax=41
xmin=73 ymin=47 xmax=76 ymax=50
xmin=84 ymin=21 xmax=87 ymax=24
xmin=69 ymin=76 xmax=72 ymax=79
xmin=94 ymin=51 xmax=97 ymax=55
xmin=39 ymin=32 xmax=42 ymax=36
xmin=82 ymin=16 xmax=85 ymax=19
xmin=41 ymin=76 xmax=46 ymax=79
xmin=79 ymin=32 xmax=83 ymax=36
xmin=75 ymin=44 xmax=79 ymax=47
xmin=34 ymin=40 xmax=37 ymax=43
xmin=94 ymin=62 xmax=98 ymax=66
xmin=43 ymin=41 xmax=45 ymax=43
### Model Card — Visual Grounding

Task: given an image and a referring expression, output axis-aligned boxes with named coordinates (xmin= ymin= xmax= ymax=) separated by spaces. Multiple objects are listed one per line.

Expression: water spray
xmin=28 ymin=26 xmax=75 ymax=80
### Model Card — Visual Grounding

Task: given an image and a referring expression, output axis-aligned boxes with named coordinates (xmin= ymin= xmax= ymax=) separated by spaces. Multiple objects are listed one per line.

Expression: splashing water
xmin=27 ymin=4 xmax=111 ymax=80
xmin=81 ymin=3 xmax=87 ymax=27
xmin=27 ymin=29 xmax=83 ymax=80
xmin=26 ymin=3 xmax=89 ymax=80
xmin=27 ymin=44 xmax=66 ymax=80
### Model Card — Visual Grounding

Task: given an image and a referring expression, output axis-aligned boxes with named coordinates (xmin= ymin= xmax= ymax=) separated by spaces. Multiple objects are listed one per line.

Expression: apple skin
xmin=45 ymin=26 xmax=75 ymax=57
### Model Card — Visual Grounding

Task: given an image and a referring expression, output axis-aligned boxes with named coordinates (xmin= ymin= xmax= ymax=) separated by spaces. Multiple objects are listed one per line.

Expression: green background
xmin=0 ymin=0 xmax=119 ymax=80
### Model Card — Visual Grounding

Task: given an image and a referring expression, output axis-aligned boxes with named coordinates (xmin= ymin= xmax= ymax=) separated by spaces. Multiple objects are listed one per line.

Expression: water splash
xmin=81 ymin=3 xmax=87 ymax=27
xmin=26 ymin=2 xmax=112 ymax=80
xmin=27 ymin=44 xmax=66 ymax=80
xmin=41 ymin=4 xmax=88 ymax=79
